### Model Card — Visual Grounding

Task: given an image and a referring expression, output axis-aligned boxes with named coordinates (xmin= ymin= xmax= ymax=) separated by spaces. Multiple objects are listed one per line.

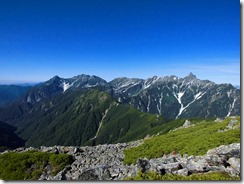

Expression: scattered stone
xmin=182 ymin=120 xmax=192 ymax=128
xmin=2 ymin=140 xmax=240 ymax=180
xmin=214 ymin=118 xmax=223 ymax=123
xmin=227 ymin=119 xmax=238 ymax=129
xmin=217 ymin=118 xmax=239 ymax=132
xmin=172 ymin=120 xmax=195 ymax=131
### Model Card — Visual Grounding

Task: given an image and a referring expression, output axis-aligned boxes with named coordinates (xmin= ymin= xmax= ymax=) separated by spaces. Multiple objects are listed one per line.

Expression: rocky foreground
xmin=2 ymin=140 xmax=240 ymax=180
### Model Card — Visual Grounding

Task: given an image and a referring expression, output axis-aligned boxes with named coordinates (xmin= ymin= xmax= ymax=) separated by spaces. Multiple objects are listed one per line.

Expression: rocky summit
xmin=3 ymin=141 xmax=240 ymax=180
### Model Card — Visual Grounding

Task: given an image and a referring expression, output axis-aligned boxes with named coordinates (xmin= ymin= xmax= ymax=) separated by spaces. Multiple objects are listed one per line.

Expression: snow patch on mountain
xmin=227 ymin=98 xmax=237 ymax=117
xmin=147 ymin=96 xmax=151 ymax=112
xmin=62 ymin=82 xmax=71 ymax=92
xmin=143 ymin=76 xmax=159 ymax=89
xmin=175 ymin=91 xmax=206 ymax=119
xmin=173 ymin=91 xmax=185 ymax=118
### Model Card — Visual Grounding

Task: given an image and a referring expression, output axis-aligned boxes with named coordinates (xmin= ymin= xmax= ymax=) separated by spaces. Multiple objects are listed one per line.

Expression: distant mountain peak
xmin=184 ymin=72 xmax=197 ymax=80
xmin=188 ymin=72 xmax=196 ymax=78
xmin=52 ymin=75 xmax=61 ymax=80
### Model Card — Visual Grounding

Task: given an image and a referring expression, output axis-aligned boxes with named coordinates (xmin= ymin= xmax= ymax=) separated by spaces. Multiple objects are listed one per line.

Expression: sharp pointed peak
xmin=52 ymin=75 xmax=60 ymax=79
xmin=186 ymin=72 xmax=197 ymax=79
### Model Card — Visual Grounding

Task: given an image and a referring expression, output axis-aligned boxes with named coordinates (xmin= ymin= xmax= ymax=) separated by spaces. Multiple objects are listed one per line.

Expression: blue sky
xmin=0 ymin=0 xmax=240 ymax=85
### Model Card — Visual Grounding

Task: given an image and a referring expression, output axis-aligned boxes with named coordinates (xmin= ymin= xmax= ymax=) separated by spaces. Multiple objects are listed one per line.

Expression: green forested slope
xmin=0 ymin=85 xmax=31 ymax=107
xmin=14 ymin=89 xmax=175 ymax=147
xmin=0 ymin=121 xmax=25 ymax=152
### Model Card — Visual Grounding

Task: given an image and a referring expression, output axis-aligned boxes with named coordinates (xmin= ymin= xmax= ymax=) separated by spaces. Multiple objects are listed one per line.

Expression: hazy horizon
xmin=0 ymin=71 xmax=240 ymax=87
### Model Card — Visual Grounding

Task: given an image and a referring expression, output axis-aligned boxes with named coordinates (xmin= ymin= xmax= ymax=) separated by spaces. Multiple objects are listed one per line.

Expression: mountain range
xmin=0 ymin=73 xmax=240 ymax=149
xmin=0 ymin=85 xmax=31 ymax=107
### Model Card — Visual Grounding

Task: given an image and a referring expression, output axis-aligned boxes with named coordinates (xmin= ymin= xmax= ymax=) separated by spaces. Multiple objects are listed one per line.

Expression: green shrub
xmin=49 ymin=153 xmax=74 ymax=175
xmin=0 ymin=151 xmax=74 ymax=180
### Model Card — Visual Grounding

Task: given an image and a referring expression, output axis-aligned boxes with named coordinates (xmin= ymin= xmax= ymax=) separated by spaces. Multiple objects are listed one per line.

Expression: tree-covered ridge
xmin=0 ymin=85 xmax=31 ymax=107
xmin=12 ymin=89 xmax=175 ymax=147
xmin=0 ymin=121 xmax=24 ymax=152
xmin=0 ymin=151 xmax=74 ymax=180
xmin=124 ymin=116 xmax=240 ymax=165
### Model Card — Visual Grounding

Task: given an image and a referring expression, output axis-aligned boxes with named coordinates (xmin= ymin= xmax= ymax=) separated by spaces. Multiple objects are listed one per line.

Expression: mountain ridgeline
xmin=110 ymin=73 xmax=240 ymax=119
xmin=3 ymin=73 xmax=239 ymax=119
xmin=0 ymin=73 xmax=240 ymax=148
xmin=0 ymin=85 xmax=31 ymax=107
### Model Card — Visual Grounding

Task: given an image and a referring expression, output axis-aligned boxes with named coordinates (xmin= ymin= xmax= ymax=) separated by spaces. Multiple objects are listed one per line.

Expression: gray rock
xmin=207 ymin=143 xmax=240 ymax=159
xmin=183 ymin=120 xmax=191 ymax=127
xmin=228 ymin=157 xmax=240 ymax=174
xmin=226 ymin=166 xmax=239 ymax=177
xmin=204 ymin=155 xmax=223 ymax=166
xmin=16 ymin=147 xmax=25 ymax=152
xmin=208 ymin=165 xmax=225 ymax=172
xmin=214 ymin=118 xmax=223 ymax=123
xmin=137 ymin=158 xmax=151 ymax=173
xmin=157 ymin=163 xmax=181 ymax=174
xmin=53 ymin=169 xmax=67 ymax=180
xmin=78 ymin=169 xmax=100 ymax=180
xmin=227 ymin=119 xmax=238 ymax=129
xmin=173 ymin=168 xmax=188 ymax=176
xmin=186 ymin=158 xmax=209 ymax=173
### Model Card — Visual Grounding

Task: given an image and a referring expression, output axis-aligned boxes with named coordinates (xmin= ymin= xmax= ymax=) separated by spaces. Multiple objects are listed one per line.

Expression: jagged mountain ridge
xmin=109 ymin=73 xmax=240 ymax=119
xmin=25 ymin=74 xmax=108 ymax=104
xmin=0 ymin=73 xmax=240 ymax=122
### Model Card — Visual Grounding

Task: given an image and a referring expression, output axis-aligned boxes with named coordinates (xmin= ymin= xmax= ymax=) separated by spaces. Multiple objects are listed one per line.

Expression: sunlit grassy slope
xmin=124 ymin=116 xmax=240 ymax=165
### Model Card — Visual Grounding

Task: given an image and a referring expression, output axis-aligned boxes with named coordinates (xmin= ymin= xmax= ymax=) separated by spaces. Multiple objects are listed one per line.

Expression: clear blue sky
xmin=0 ymin=0 xmax=240 ymax=85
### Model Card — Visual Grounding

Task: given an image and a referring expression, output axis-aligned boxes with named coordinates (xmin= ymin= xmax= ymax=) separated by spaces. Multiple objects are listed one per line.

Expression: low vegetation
xmin=0 ymin=151 xmax=74 ymax=180
xmin=125 ymin=170 xmax=240 ymax=180
xmin=124 ymin=117 xmax=240 ymax=165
